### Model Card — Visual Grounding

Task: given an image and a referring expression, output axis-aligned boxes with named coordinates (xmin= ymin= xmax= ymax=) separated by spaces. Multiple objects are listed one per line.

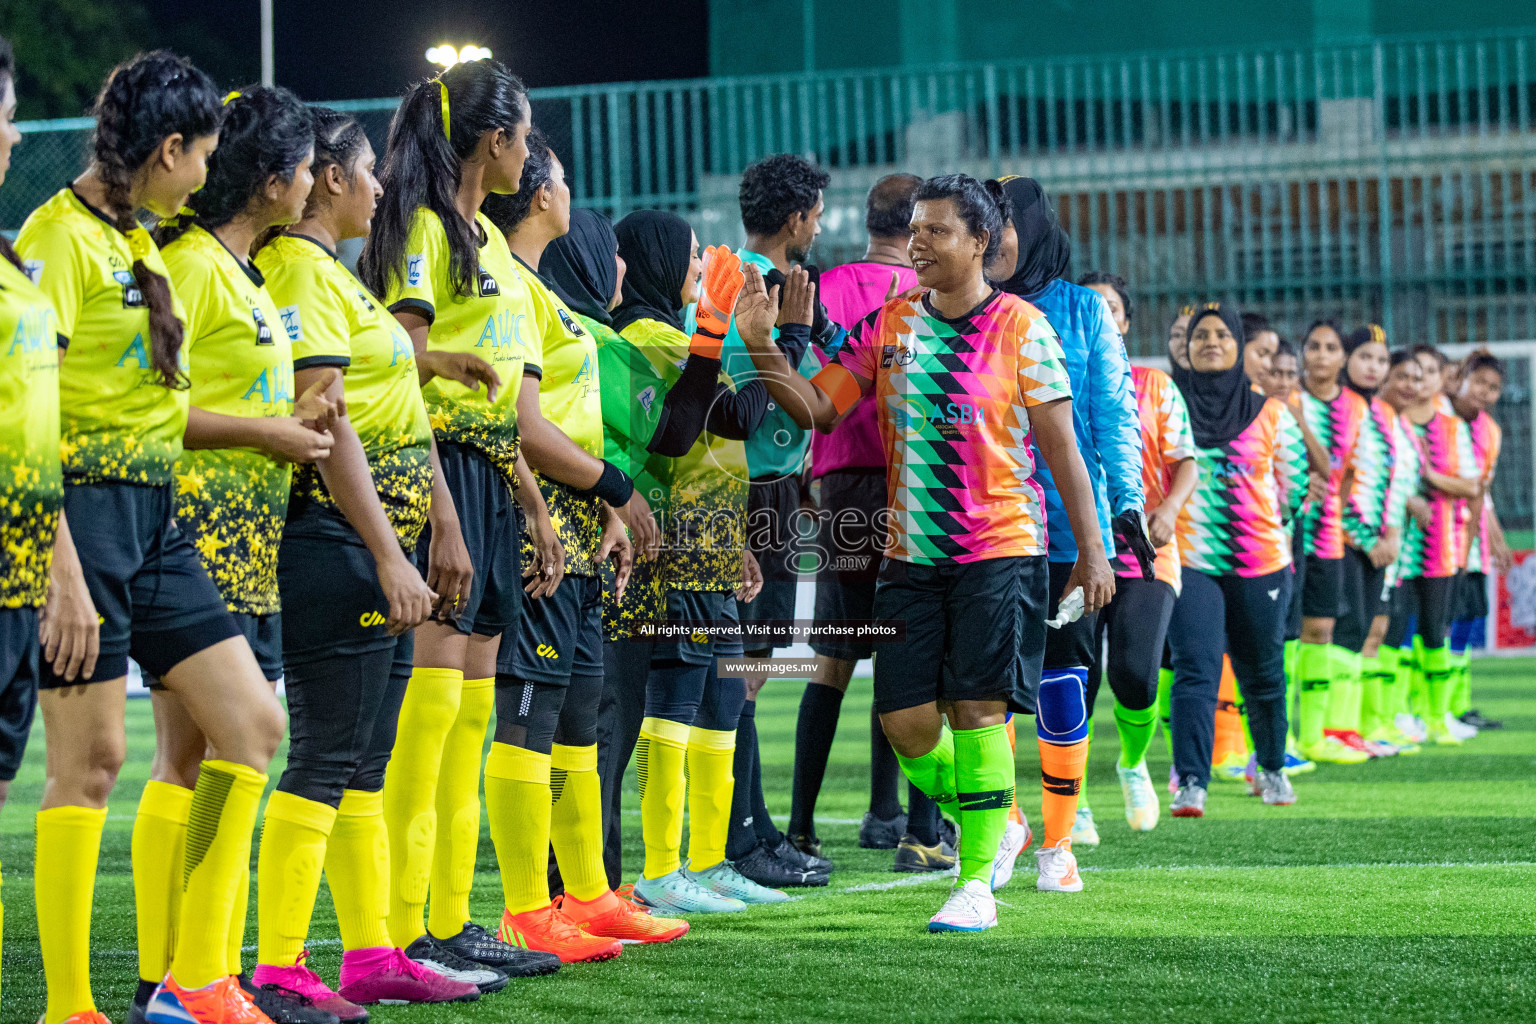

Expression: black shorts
xmin=43 ymin=482 xmax=239 ymax=688
xmin=810 ymin=469 xmax=885 ymax=661
xmin=741 ymin=475 xmax=806 ymax=654
xmin=1285 ymin=528 xmax=1306 ymax=640
xmin=1044 ymin=559 xmax=1098 ymax=671
xmin=145 ymin=609 xmax=282 ymax=690
xmin=1334 ymin=547 xmax=1388 ymax=653
xmin=413 ymin=442 xmax=520 ymax=637
xmin=1301 ymin=554 xmax=1344 ymax=619
xmin=652 ymin=589 xmax=744 ymax=665
xmin=1455 ymin=572 xmax=1490 ymax=621
xmin=0 ymin=607 xmax=40 ymax=780
xmin=870 ymin=555 xmax=1048 ymax=715
xmin=501 ymin=572 xmax=604 ymax=683
xmin=278 ymin=528 xmax=398 ymax=667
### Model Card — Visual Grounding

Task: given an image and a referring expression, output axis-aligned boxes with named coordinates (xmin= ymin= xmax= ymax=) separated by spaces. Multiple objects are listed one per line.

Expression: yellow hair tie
xmin=223 ymin=90 xmax=242 ymax=105
xmin=126 ymin=226 xmax=154 ymax=264
xmin=438 ymin=79 xmax=451 ymax=141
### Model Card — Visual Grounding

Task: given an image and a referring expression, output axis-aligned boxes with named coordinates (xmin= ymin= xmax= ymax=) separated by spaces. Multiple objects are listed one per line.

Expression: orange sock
xmin=1004 ymin=716 xmax=1023 ymax=826
xmin=1038 ymin=738 xmax=1088 ymax=847
xmin=1212 ymin=656 xmax=1248 ymax=765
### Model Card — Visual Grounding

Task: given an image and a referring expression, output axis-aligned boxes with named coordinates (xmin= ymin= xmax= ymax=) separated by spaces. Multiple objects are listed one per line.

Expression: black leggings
xmin=644 ymin=658 xmax=746 ymax=732
xmin=493 ymin=671 xmax=604 ymax=753
xmin=1383 ymin=575 xmax=1457 ymax=649
xmin=1167 ymin=568 xmax=1292 ymax=787
xmin=276 ymin=635 xmax=412 ymax=806
xmin=1088 ymin=577 xmax=1176 ymax=716
xmin=1335 ymin=547 xmax=1387 ymax=653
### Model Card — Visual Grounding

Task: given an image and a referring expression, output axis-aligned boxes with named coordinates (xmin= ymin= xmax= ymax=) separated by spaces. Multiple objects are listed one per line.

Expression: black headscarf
xmin=543 ymin=209 xmax=619 ymax=326
xmin=1342 ymin=323 xmax=1388 ymax=399
xmin=1172 ymin=303 xmax=1267 ymax=449
xmin=994 ymin=175 xmax=1071 ymax=299
xmin=611 ymin=210 xmax=693 ymax=334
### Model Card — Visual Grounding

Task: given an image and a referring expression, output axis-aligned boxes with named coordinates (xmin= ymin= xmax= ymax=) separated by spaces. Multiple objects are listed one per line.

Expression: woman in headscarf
xmin=603 ymin=210 xmax=786 ymax=913
xmin=1166 ymin=303 xmax=1308 ymax=816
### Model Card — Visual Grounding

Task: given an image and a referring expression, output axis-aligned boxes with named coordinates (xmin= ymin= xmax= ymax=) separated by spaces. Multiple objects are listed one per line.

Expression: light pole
xmin=260 ymin=0 xmax=274 ymax=85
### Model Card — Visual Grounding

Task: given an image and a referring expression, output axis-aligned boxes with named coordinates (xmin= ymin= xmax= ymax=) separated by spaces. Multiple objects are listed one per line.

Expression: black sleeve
xmin=704 ymin=379 xmax=769 ymax=440
xmin=774 ymin=321 xmax=812 ymax=367
xmin=646 ymin=354 xmax=723 ymax=457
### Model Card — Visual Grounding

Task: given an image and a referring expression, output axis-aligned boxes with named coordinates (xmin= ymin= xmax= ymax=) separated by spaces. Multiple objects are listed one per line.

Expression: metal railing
xmin=7 ymin=29 xmax=1535 ymax=350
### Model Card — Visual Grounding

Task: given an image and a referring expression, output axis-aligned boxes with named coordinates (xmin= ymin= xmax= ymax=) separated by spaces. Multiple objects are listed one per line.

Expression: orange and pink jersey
xmin=1403 ymin=408 xmax=1477 ymax=579
xmin=1463 ymin=409 xmax=1503 ymax=573
xmin=1298 ymin=386 xmax=1369 ymax=560
xmin=1177 ymin=400 xmax=1308 ymax=578
xmin=1110 ymin=365 xmax=1194 ymax=592
xmin=831 ymin=290 xmax=1071 ymax=564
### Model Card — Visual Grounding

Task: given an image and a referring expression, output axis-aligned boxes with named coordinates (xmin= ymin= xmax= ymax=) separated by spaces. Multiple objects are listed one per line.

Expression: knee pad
xmin=553 ymin=674 xmax=601 ymax=748
xmin=493 ymin=676 xmax=567 ymax=754
xmin=277 ymin=756 xmax=359 ymax=808
xmin=693 ymin=672 xmax=746 ymax=733
xmin=1036 ymin=667 xmax=1089 ymax=745
xmin=644 ymin=658 xmax=709 ymax=725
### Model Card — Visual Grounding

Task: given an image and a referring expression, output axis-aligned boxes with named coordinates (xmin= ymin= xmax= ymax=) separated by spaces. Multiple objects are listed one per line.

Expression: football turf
xmin=3 ymin=660 xmax=1533 ymax=1023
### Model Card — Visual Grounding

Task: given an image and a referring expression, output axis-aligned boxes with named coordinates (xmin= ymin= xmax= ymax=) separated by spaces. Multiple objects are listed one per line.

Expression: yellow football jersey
xmin=16 ymin=188 xmax=189 ymax=485
xmin=384 ymin=208 xmax=527 ymax=485
xmin=0 ymin=256 xmax=62 ymax=608
xmin=258 ymin=233 xmax=434 ymax=551
xmin=162 ymin=225 xmax=293 ymax=616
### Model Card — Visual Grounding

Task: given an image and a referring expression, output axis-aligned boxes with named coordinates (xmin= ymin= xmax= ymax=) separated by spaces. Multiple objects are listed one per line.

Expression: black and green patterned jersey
xmin=162 ymin=226 xmax=292 ymax=616
xmin=614 ymin=317 xmax=747 ymax=592
xmin=16 ymin=188 xmax=190 ymax=485
xmin=257 ymin=234 xmax=434 ymax=551
xmin=0 ymin=257 xmax=62 ymax=608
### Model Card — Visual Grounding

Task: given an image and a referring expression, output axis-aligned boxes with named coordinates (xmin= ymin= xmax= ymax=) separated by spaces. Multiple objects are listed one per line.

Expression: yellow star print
xmin=177 ymin=469 xmax=206 ymax=498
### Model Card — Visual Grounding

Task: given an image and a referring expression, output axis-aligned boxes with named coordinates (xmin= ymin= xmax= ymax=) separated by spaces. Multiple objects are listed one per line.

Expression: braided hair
xmin=90 ymin=51 xmax=222 ymax=388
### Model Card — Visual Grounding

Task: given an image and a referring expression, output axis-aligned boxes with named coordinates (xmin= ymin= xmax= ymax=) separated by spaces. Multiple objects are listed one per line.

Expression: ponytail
xmin=91 ymin=51 xmax=222 ymax=389
xmin=359 ymin=59 xmax=528 ymax=301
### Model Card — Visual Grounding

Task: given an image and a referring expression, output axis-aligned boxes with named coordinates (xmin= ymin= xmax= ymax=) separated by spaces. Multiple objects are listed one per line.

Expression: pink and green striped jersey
xmin=1299 ymin=386 xmax=1369 ymax=560
xmin=1109 ymin=365 xmax=1194 ymax=592
xmin=1343 ymin=394 xmax=1399 ymax=551
xmin=1463 ymin=409 xmax=1502 ymax=573
xmin=836 ymin=290 xmax=1072 ymax=564
xmin=1400 ymin=409 xmax=1476 ymax=579
xmin=1177 ymin=399 xmax=1308 ymax=578
xmin=1385 ymin=414 xmax=1424 ymax=588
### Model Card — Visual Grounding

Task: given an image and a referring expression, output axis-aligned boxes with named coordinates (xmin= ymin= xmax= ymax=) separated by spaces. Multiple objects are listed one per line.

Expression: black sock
xmin=135 ymin=979 xmax=159 ymax=1007
xmin=747 ymin=703 xmax=782 ymax=844
xmin=907 ymin=784 xmax=939 ymax=845
xmin=788 ymin=682 xmax=844 ymax=836
xmin=869 ymin=704 xmax=903 ymax=820
xmin=725 ymin=699 xmax=760 ymax=860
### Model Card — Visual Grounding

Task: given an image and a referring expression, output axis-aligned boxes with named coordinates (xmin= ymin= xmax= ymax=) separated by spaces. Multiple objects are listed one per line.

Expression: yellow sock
xmin=484 ymin=742 xmax=552 ymax=915
xmin=133 ymin=780 xmax=193 ymax=984
xmin=684 ymin=726 xmax=736 ymax=872
xmin=38 ymin=805 xmax=106 ymax=1024
xmin=326 ymin=789 xmax=393 ymax=951
xmin=549 ymin=743 xmax=608 ymax=902
xmin=427 ymin=675 xmax=492 ymax=939
xmin=256 ymin=791 xmax=337 ymax=967
xmin=383 ymin=666 xmax=462 ymax=948
xmin=636 ymin=717 xmax=690 ymax=879
xmin=171 ymin=759 xmax=268 ymax=990
xmin=228 ymin=864 xmax=249 ymax=976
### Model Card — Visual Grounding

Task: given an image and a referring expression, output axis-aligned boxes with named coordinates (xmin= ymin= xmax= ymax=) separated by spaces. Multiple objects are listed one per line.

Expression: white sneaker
xmin=1070 ymin=806 xmax=1100 ymax=847
xmin=1035 ymin=837 xmax=1083 ymax=892
xmin=927 ymin=878 xmax=997 ymax=932
xmin=1395 ymin=713 xmax=1428 ymax=743
xmin=1444 ymin=712 xmax=1478 ymax=740
xmin=1118 ymin=761 xmax=1160 ymax=831
xmin=990 ymin=820 xmax=1030 ymax=891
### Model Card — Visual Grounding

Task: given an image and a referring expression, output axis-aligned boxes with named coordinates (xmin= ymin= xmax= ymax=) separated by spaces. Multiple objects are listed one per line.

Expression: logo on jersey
xmin=558 ymin=308 xmax=586 ymax=337
xmin=22 ymin=259 xmax=42 ymax=285
xmin=117 ymin=268 xmax=145 ymax=309
xmin=359 ymin=610 xmax=386 ymax=628
xmin=637 ymin=385 xmax=655 ymax=414
xmin=573 ymin=353 xmax=594 ymax=388
xmin=536 ymin=643 xmax=559 ymax=659
xmin=252 ymin=306 xmax=274 ymax=346
xmin=1267 ymin=589 xmax=1280 ymax=601
xmin=354 ymin=287 xmax=376 ymax=312
xmin=279 ymin=304 xmax=303 ymax=342
xmin=406 ymin=253 xmax=425 ymax=287
xmin=476 ymin=266 xmax=500 ymax=297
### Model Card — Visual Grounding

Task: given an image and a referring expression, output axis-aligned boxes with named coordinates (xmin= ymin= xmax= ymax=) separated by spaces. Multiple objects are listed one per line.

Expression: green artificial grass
xmin=3 ymin=660 xmax=1534 ymax=1023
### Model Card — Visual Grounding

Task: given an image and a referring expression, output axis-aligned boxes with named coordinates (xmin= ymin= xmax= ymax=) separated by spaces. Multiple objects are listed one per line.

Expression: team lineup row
xmin=0 ymin=42 xmax=1507 ymax=1024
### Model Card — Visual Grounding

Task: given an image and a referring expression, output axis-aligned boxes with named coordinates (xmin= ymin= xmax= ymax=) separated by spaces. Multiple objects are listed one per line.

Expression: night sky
xmin=148 ymin=0 xmax=709 ymax=99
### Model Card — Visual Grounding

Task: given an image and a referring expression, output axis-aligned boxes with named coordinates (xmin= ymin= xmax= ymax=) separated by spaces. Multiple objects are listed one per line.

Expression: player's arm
xmin=514 ymin=449 xmax=564 ymax=598
xmin=1031 ymin=397 xmax=1115 ymax=612
xmin=423 ymin=434 xmax=472 ymax=622
xmin=735 ymin=264 xmax=870 ymax=432
xmin=39 ymin=511 xmax=99 ymax=682
xmin=1087 ymin=295 xmax=1144 ymax=517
